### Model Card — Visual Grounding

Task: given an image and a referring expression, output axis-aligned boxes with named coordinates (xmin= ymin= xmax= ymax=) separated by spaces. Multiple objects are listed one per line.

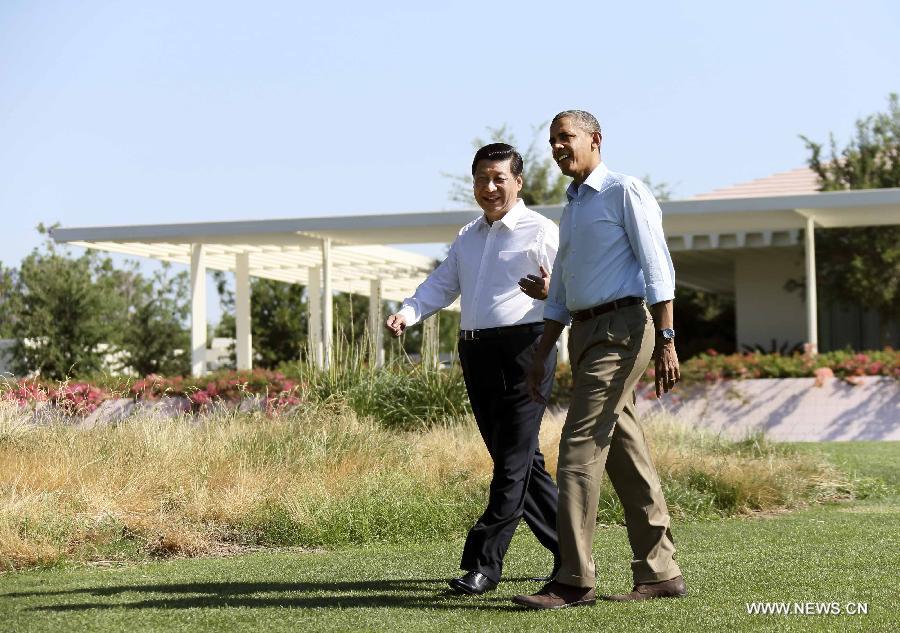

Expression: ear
xmin=515 ymin=174 xmax=524 ymax=191
xmin=591 ymin=131 xmax=602 ymax=151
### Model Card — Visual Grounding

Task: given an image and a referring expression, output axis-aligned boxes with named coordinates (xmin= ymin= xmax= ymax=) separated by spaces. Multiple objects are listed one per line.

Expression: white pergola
xmin=50 ymin=185 xmax=900 ymax=375
xmin=49 ymin=216 xmax=476 ymax=375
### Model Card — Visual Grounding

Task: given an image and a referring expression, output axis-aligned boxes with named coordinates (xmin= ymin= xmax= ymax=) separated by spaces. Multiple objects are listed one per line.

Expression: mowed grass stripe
xmin=1 ymin=497 xmax=897 ymax=633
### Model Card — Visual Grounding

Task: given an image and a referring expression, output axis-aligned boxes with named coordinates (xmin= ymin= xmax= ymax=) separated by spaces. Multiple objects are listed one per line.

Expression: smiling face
xmin=549 ymin=116 xmax=602 ymax=185
xmin=473 ymin=158 xmax=523 ymax=221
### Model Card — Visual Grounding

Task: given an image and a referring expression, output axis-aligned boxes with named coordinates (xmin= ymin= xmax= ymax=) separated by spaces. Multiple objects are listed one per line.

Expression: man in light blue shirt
xmin=514 ymin=110 xmax=686 ymax=610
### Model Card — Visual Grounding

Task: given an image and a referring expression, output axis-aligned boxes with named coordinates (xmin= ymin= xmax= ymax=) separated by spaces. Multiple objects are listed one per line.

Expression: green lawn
xmin=1 ymin=443 xmax=898 ymax=633
xmin=793 ymin=441 xmax=900 ymax=490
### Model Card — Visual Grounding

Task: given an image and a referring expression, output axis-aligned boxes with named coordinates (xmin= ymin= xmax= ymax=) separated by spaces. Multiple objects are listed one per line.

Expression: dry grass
xmin=0 ymin=402 xmax=859 ymax=571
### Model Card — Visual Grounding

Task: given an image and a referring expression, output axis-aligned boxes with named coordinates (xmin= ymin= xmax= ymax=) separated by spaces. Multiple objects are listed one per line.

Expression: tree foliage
xmin=8 ymin=234 xmax=127 ymax=379
xmin=120 ymin=264 xmax=190 ymax=376
xmin=445 ymin=123 xmax=569 ymax=206
xmin=4 ymin=227 xmax=192 ymax=378
xmin=801 ymin=93 xmax=900 ymax=343
xmin=0 ymin=264 xmax=16 ymax=338
xmin=213 ymin=274 xmax=308 ymax=369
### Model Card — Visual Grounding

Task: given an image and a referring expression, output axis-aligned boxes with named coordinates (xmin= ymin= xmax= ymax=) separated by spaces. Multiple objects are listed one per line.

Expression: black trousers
xmin=456 ymin=326 xmax=560 ymax=583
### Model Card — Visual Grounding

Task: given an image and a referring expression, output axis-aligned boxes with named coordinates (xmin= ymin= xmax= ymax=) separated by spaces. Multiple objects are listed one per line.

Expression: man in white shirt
xmin=513 ymin=110 xmax=686 ymax=610
xmin=385 ymin=143 xmax=561 ymax=596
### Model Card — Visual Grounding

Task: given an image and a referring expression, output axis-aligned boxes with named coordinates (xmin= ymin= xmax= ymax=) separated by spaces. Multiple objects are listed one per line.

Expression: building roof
xmin=51 ymin=171 xmax=900 ymax=300
xmin=690 ymin=167 xmax=821 ymax=200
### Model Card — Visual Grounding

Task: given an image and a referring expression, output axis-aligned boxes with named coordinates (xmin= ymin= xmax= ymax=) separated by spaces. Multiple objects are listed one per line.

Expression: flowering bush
xmin=1 ymin=380 xmax=106 ymax=415
xmin=1 ymin=369 xmax=305 ymax=416
xmin=679 ymin=349 xmax=900 ymax=383
xmin=549 ymin=348 xmax=900 ymax=404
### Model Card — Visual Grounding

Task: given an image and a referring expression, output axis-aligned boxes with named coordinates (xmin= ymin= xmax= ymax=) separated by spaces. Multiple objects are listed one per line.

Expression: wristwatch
xmin=656 ymin=328 xmax=675 ymax=343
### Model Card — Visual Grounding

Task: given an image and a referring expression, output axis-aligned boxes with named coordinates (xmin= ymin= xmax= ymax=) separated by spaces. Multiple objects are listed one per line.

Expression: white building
xmin=48 ymin=169 xmax=900 ymax=376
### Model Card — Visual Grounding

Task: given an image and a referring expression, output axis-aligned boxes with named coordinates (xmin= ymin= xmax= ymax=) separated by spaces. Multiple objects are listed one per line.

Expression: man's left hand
xmin=654 ymin=341 xmax=680 ymax=398
xmin=518 ymin=265 xmax=550 ymax=300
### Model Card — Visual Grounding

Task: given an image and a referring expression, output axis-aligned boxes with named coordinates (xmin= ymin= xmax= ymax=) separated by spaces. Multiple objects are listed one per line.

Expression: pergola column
xmin=190 ymin=243 xmax=207 ymax=377
xmin=235 ymin=252 xmax=252 ymax=370
xmin=308 ymin=266 xmax=322 ymax=368
xmin=804 ymin=216 xmax=818 ymax=353
xmin=368 ymin=278 xmax=385 ymax=368
xmin=422 ymin=313 xmax=440 ymax=369
xmin=322 ymin=238 xmax=333 ymax=369
xmin=558 ymin=325 xmax=569 ymax=365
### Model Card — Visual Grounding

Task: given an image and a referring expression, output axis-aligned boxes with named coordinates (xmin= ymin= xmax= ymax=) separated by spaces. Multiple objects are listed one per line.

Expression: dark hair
xmin=471 ymin=142 xmax=524 ymax=176
xmin=552 ymin=110 xmax=602 ymax=136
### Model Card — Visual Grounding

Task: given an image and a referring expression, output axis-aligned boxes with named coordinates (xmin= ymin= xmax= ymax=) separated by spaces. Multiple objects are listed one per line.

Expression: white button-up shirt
xmin=398 ymin=200 xmax=559 ymax=330
xmin=544 ymin=163 xmax=676 ymax=325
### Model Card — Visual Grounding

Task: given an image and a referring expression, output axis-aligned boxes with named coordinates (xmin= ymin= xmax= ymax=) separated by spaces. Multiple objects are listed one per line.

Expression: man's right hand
xmin=526 ymin=354 xmax=548 ymax=404
xmin=385 ymin=313 xmax=407 ymax=337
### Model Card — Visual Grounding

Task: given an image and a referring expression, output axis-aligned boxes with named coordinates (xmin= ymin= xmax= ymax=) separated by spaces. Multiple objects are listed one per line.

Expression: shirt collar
xmin=566 ymin=162 xmax=609 ymax=201
xmin=479 ymin=199 xmax=526 ymax=230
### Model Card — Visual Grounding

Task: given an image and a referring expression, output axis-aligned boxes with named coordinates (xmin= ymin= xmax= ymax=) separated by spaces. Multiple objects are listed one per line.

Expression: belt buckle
xmin=461 ymin=330 xmax=476 ymax=341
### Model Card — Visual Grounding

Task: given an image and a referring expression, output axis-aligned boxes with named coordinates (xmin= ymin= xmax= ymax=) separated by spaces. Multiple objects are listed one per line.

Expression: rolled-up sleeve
xmin=397 ymin=241 xmax=461 ymax=326
xmin=622 ymin=178 xmax=676 ymax=304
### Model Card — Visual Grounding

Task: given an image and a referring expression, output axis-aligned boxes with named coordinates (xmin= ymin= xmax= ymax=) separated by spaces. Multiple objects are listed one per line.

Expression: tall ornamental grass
xmin=0 ymin=400 xmax=878 ymax=571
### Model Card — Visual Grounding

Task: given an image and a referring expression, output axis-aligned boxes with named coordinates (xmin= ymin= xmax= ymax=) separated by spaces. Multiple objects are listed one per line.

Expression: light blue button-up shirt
xmin=544 ymin=163 xmax=676 ymax=325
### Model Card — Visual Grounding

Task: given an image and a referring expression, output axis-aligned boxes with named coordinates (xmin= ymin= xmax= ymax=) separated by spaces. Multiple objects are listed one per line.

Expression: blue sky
xmin=1 ymin=0 xmax=898 ymax=311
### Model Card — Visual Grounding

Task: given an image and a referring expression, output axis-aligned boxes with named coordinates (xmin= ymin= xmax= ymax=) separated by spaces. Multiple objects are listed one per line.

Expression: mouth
xmin=556 ymin=153 xmax=571 ymax=164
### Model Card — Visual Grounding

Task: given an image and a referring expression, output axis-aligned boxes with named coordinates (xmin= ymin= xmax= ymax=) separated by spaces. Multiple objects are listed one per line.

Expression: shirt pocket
xmin=497 ymin=250 xmax=536 ymax=284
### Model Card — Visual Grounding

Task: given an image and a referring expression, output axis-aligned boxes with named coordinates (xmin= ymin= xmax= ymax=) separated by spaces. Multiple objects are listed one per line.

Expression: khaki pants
xmin=556 ymin=302 xmax=681 ymax=588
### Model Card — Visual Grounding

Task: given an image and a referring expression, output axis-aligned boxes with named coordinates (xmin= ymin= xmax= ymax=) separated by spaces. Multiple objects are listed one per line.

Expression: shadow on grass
xmin=4 ymin=578 xmax=550 ymax=613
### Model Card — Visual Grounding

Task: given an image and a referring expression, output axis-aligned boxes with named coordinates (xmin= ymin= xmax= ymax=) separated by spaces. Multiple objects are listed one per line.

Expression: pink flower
xmin=813 ymin=366 xmax=834 ymax=387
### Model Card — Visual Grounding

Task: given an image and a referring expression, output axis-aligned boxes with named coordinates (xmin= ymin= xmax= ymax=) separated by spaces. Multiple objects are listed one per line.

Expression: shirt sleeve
xmin=622 ymin=178 xmax=676 ymax=304
xmin=543 ymin=221 xmax=571 ymax=325
xmin=397 ymin=240 xmax=462 ymax=326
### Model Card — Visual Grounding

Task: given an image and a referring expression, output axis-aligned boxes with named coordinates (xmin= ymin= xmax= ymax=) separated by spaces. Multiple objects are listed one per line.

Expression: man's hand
xmin=518 ymin=265 xmax=550 ymax=301
xmin=526 ymin=353 xmax=548 ymax=404
xmin=385 ymin=313 xmax=407 ymax=337
xmin=654 ymin=340 xmax=680 ymax=397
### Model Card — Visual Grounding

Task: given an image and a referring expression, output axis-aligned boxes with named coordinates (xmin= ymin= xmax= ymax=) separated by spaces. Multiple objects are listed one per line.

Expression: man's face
xmin=549 ymin=117 xmax=601 ymax=183
xmin=473 ymin=159 xmax=523 ymax=219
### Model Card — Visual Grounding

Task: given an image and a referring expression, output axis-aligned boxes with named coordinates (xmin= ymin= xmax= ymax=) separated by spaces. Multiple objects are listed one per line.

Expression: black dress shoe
xmin=448 ymin=571 xmax=498 ymax=595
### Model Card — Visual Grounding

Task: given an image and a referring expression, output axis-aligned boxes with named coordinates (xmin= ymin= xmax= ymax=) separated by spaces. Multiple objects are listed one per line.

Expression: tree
xmin=213 ymin=274 xmax=309 ymax=369
xmin=445 ymin=123 xmax=569 ymax=206
xmin=9 ymin=232 xmax=127 ymax=379
xmin=0 ymin=264 xmax=16 ymax=338
xmin=801 ymin=93 xmax=900 ymax=345
xmin=120 ymin=264 xmax=190 ymax=376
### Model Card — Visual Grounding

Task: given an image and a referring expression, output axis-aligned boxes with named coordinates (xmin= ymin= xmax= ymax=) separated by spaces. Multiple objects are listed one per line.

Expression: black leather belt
xmin=570 ymin=296 xmax=643 ymax=323
xmin=459 ymin=322 xmax=544 ymax=341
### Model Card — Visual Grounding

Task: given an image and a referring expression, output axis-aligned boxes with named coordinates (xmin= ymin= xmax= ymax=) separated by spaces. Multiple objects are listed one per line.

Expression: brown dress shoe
xmin=605 ymin=575 xmax=687 ymax=601
xmin=512 ymin=581 xmax=596 ymax=610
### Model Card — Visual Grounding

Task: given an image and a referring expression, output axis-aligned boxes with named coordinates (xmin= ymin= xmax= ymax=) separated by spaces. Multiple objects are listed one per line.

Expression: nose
xmin=486 ymin=181 xmax=498 ymax=192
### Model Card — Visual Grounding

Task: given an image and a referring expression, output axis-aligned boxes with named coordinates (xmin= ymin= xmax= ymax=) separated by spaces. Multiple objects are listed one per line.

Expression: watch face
xmin=659 ymin=328 xmax=675 ymax=340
